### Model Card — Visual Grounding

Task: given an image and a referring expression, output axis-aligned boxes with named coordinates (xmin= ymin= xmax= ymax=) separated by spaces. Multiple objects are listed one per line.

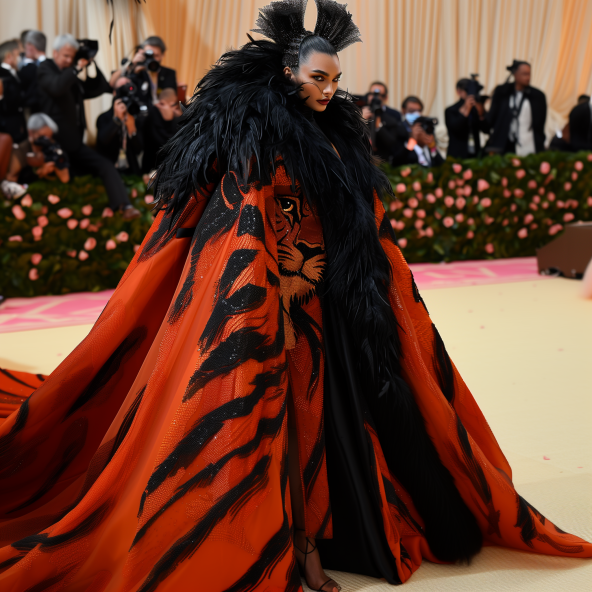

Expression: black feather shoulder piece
xmin=152 ymin=36 xmax=407 ymax=405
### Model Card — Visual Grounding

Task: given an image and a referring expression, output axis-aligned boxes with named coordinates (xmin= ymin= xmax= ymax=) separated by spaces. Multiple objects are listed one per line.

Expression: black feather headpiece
xmin=252 ymin=0 xmax=361 ymax=68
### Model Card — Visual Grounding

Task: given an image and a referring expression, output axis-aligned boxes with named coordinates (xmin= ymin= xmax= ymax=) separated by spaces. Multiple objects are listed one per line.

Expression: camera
xmin=414 ymin=116 xmax=438 ymax=136
xmin=369 ymin=89 xmax=383 ymax=113
xmin=75 ymin=39 xmax=99 ymax=63
xmin=114 ymin=81 xmax=149 ymax=118
xmin=140 ymin=49 xmax=160 ymax=73
xmin=32 ymin=136 xmax=69 ymax=170
xmin=464 ymin=74 xmax=489 ymax=104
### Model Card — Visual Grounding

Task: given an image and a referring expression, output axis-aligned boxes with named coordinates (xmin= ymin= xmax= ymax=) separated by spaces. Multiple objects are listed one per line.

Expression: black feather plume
xmin=313 ymin=0 xmax=362 ymax=52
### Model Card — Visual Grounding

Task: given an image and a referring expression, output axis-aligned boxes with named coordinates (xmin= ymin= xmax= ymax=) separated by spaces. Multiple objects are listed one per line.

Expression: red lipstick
xmin=317 ymin=99 xmax=330 ymax=105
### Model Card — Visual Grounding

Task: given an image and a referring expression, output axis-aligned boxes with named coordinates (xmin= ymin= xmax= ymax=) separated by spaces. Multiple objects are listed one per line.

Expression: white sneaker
xmin=1 ymin=180 xmax=27 ymax=199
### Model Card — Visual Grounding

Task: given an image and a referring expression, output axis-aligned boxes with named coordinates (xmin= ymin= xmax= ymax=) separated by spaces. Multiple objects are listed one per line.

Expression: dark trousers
xmin=68 ymin=145 xmax=131 ymax=210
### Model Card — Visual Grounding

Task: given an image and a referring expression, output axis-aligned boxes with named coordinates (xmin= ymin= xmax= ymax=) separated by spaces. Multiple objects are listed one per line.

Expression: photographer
xmin=367 ymin=81 xmax=401 ymax=122
xmin=96 ymin=77 xmax=146 ymax=175
xmin=486 ymin=60 xmax=546 ymax=155
xmin=37 ymin=34 xmax=140 ymax=220
xmin=567 ymin=95 xmax=592 ymax=152
xmin=445 ymin=77 xmax=489 ymax=158
xmin=1 ymin=113 xmax=69 ymax=198
xmin=0 ymin=39 xmax=27 ymax=143
xmin=142 ymin=87 xmax=182 ymax=173
xmin=361 ymin=91 xmax=403 ymax=163
xmin=112 ymin=36 xmax=177 ymax=103
xmin=19 ymin=30 xmax=47 ymax=114
xmin=401 ymin=96 xmax=424 ymax=134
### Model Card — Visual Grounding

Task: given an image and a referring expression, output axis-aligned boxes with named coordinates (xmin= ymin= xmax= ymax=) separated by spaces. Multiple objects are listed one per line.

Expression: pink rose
xmin=463 ymin=185 xmax=472 ymax=197
xmin=426 ymin=193 xmax=436 ymax=203
xmin=547 ymin=192 xmax=556 ymax=202
xmin=539 ymin=161 xmax=551 ymax=174
xmin=501 ymin=177 xmax=508 ymax=187
xmin=485 ymin=216 xmax=495 ymax=225
xmin=37 ymin=215 xmax=49 ymax=227
xmin=412 ymin=181 xmax=422 ymax=192
xmin=455 ymin=213 xmax=465 ymax=223
xmin=514 ymin=188 xmax=525 ymax=198
xmin=67 ymin=219 xmax=78 ymax=229
xmin=564 ymin=182 xmax=572 ymax=191
xmin=444 ymin=196 xmax=455 ymax=207
xmin=455 ymin=197 xmax=466 ymax=209
xmin=403 ymin=208 xmax=413 ymax=218
xmin=395 ymin=220 xmax=405 ymax=230
xmin=32 ymin=226 xmax=43 ymax=239
xmin=549 ymin=224 xmax=563 ymax=236
xmin=574 ymin=161 xmax=584 ymax=171
xmin=390 ymin=219 xmax=397 ymax=228
xmin=455 ymin=187 xmax=463 ymax=197
xmin=515 ymin=169 xmax=526 ymax=179
xmin=400 ymin=168 xmax=411 ymax=178
xmin=533 ymin=195 xmax=541 ymax=204
xmin=408 ymin=197 xmax=419 ymax=208
xmin=524 ymin=213 xmax=534 ymax=224
xmin=481 ymin=197 xmax=492 ymax=208
xmin=538 ymin=187 xmax=545 ymax=195
xmin=88 ymin=224 xmax=99 ymax=233
xmin=414 ymin=219 xmax=424 ymax=229
xmin=389 ymin=201 xmax=397 ymax=211
xmin=131 ymin=188 xmax=138 ymax=198
xmin=8 ymin=235 xmax=23 ymax=242
xmin=542 ymin=202 xmax=549 ymax=209
xmin=463 ymin=169 xmax=473 ymax=180
xmin=426 ymin=172 xmax=433 ymax=183
xmin=41 ymin=206 xmax=48 ymax=214
xmin=30 ymin=253 xmax=43 ymax=265
xmin=588 ymin=196 xmax=592 ymax=206
xmin=57 ymin=207 xmax=73 ymax=219
xmin=106 ymin=239 xmax=117 ymax=250
xmin=517 ymin=228 xmax=528 ymax=239
xmin=588 ymin=154 xmax=592 ymax=162
xmin=78 ymin=250 xmax=89 ymax=261
xmin=502 ymin=219 xmax=509 ymax=226
xmin=510 ymin=204 xmax=517 ymax=212
xmin=28 ymin=268 xmax=39 ymax=281
xmin=571 ymin=172 xmax=578 ymax=181
xmin=116 ymin=231 xmax=129 ymax=242
xmin=21 ymin=194 xmax=33 ymax=207
xmin=563 ymin=213 xmax=575 ymax=222
xmin=448 ymin=180 xmax=456 ymax=190
xmin=477 ymin=179 xmax=490 ymax=192
xmin=434 ymin=212 xmax=442 ymax=219
xmin=529 ymin=203 xmax=538 ymax=211
xmin=425 ymin=227 xmax=434 ymax=237
xmin=398 ymin=238 xmax=407 ymax=248
xmin=12 ymin=205 xmax=26 ymax=220
xmin=511 ymin=158 xmax=521 ymax=167
xmin=47 ymin=194 xmax=60 ymax=204
xmin=503 ymin=189 xmax=512 ymax=198
xmin=81 ymin=204 xmax=93 ymax=216
xmin=395 ymin=183 xmax=406 ymax=194
xmin=467 ymin=218 xmax=475 ymax=225
xmin=435 ymin=188 xmax=443 ymax=198
xmin=472 ymin=196 xmax=479 ymax=205
xmin=485 ymin=243 xmax=495 ymax=253
xmin=530 ymin=223 xmax=538 ymax=230
xmin=527 ymin=180 xmax=537 ymax=189
xmin=452 ymin=163 xmax=462 ymax=173
xmin=557 ymin=200 xmax=565 ymax=208
xmin=80 ymin=218 xmax=90 ymax=229
xmin=66 ymin=250 xmax=77 ymax=258
xmin=102 ymin=207 xmax=114 ymax=218
xmin=416 ymin=209 xmax=426 ymax=219
xmin=84 ymin=237 xmax=97 ymax=251
xmin=455 ymin=178 xmax=465 ymax=187
xmin=134 ymin=244 xmax=141 ymax=252
xmin=466 ymin=230 xmax=474 ymax=239
xmin=443 ymin=216 xmax=454 ymax=228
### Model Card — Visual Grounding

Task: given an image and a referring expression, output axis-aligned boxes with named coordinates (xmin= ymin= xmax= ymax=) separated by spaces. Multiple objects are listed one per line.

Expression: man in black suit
xmin=37 ymin=34 xmax=139 ymax=219
xmin=19 ymin=30 xmax=47 ymax=114
xmin=368 ymin=81 xmax=401 ymax=123
xmin=445 ymin=78 xmax=489 ymax=158
xmin=0 ymin=39 xmax=27 ymax=143
xmin=568 ymin=98 xmax=592 ymax=151
xmin=486 ymin=60 xmax=546 ymax=155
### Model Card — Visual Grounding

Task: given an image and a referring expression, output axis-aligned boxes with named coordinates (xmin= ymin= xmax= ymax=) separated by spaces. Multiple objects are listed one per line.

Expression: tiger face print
xmin=275 ymin=187 xmax=326 ymax=349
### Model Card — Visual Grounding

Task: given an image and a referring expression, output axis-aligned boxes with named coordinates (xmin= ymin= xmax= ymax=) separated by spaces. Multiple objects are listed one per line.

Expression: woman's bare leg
xmin=288 ymin=392 xmax=339 ymax=592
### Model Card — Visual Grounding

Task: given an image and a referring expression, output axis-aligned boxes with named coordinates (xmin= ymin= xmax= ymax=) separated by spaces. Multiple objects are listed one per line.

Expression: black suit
xmin=486 ymin=83 xmax=547 ymax=154
xmin=132 ymin=66 xmax=177 ymax=101
xmin=37 ymin=59 xmax=131 ymax=211
xmin=142 ymin=103 xmax=180 ymax=173
xmin=0 ymin=66 xmax=27 ymax=142
xmin=445 ymin=100 xmax=489 ymax=158
xmin=19 ymin=60 xmax=44 ymax=113
xmin=568 ymin=102 xmax=592 ymax=152
xmin=384 ymin=105 xmax=402 ymax=123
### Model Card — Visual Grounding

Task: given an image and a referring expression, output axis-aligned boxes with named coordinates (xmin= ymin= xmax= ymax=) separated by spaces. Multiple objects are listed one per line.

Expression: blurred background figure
xmin=19 ymin=30 xmax=46 ymax=114
xmin=445 ymin=77 xmax=489 ymax=158
xmin=367 ymin=81 xmax=401 ymax=122
xmin=400 ymin=96 xmax=424 ymax=134
xmin=0 ymin=39 xmax=27 ymax=144
xmin=486 ymin=60 xmax=547 ymax=155
xmin=567 ymin=94 xmax=592 ymax=152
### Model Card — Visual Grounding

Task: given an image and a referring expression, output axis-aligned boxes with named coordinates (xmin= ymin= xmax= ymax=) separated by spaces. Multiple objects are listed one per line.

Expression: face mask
xmin=405 ymin=112 xmax=421 ymax=125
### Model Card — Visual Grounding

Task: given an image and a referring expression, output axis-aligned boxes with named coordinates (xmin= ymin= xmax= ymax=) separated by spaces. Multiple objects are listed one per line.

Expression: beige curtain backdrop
xmin=142 ymin=0 xmax=592 ymax=146
xmin=1 ymin=0 xmax=591 ymax=147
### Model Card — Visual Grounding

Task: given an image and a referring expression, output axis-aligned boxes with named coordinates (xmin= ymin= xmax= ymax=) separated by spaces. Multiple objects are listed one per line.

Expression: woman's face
xmin=284 ymin=51 xmax=342 ymax=112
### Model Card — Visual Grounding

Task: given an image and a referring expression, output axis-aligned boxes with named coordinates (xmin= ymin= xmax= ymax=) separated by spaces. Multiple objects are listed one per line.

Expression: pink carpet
xmin=0 ymin=257 xmax=544 ymax=334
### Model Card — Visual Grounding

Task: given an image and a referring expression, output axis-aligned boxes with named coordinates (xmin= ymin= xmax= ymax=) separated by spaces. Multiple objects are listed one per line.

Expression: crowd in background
xmin=1 ymin=29 xmax=591 ymax=208
xmin=0 ymin=30 xmax=182 ymax=218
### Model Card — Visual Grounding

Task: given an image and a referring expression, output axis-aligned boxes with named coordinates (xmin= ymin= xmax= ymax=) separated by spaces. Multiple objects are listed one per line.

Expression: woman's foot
xmin=293 ymin=529 xmax=341 ymax=592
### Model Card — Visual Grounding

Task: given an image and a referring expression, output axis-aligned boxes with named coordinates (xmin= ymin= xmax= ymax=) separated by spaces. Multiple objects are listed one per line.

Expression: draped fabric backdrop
xmin=1 ymin=0 xmax=592 ymax=146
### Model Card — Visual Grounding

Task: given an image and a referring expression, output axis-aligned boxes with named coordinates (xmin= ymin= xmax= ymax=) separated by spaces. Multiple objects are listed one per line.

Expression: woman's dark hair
xmin=296 ymin=35 xmax=337 ymax=70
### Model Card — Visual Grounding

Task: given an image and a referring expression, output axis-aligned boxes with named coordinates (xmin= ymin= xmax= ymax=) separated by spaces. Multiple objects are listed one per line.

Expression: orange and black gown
xmin=0 ymin=39 xmax=590 ymax=592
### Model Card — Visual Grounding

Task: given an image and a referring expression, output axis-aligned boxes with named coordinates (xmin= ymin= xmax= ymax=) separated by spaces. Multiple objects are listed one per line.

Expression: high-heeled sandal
xmin=293 ymin=528 xmax=342 ymax=592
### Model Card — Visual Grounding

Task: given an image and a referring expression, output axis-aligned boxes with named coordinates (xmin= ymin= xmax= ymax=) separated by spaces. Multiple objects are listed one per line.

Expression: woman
xmin=0 ymin=2 xmax=590 ymax=591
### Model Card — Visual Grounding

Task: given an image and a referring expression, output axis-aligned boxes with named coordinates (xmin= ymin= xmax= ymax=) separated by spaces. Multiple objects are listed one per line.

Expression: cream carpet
xmin=1 ymin=278 xmax=590 ymax=590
